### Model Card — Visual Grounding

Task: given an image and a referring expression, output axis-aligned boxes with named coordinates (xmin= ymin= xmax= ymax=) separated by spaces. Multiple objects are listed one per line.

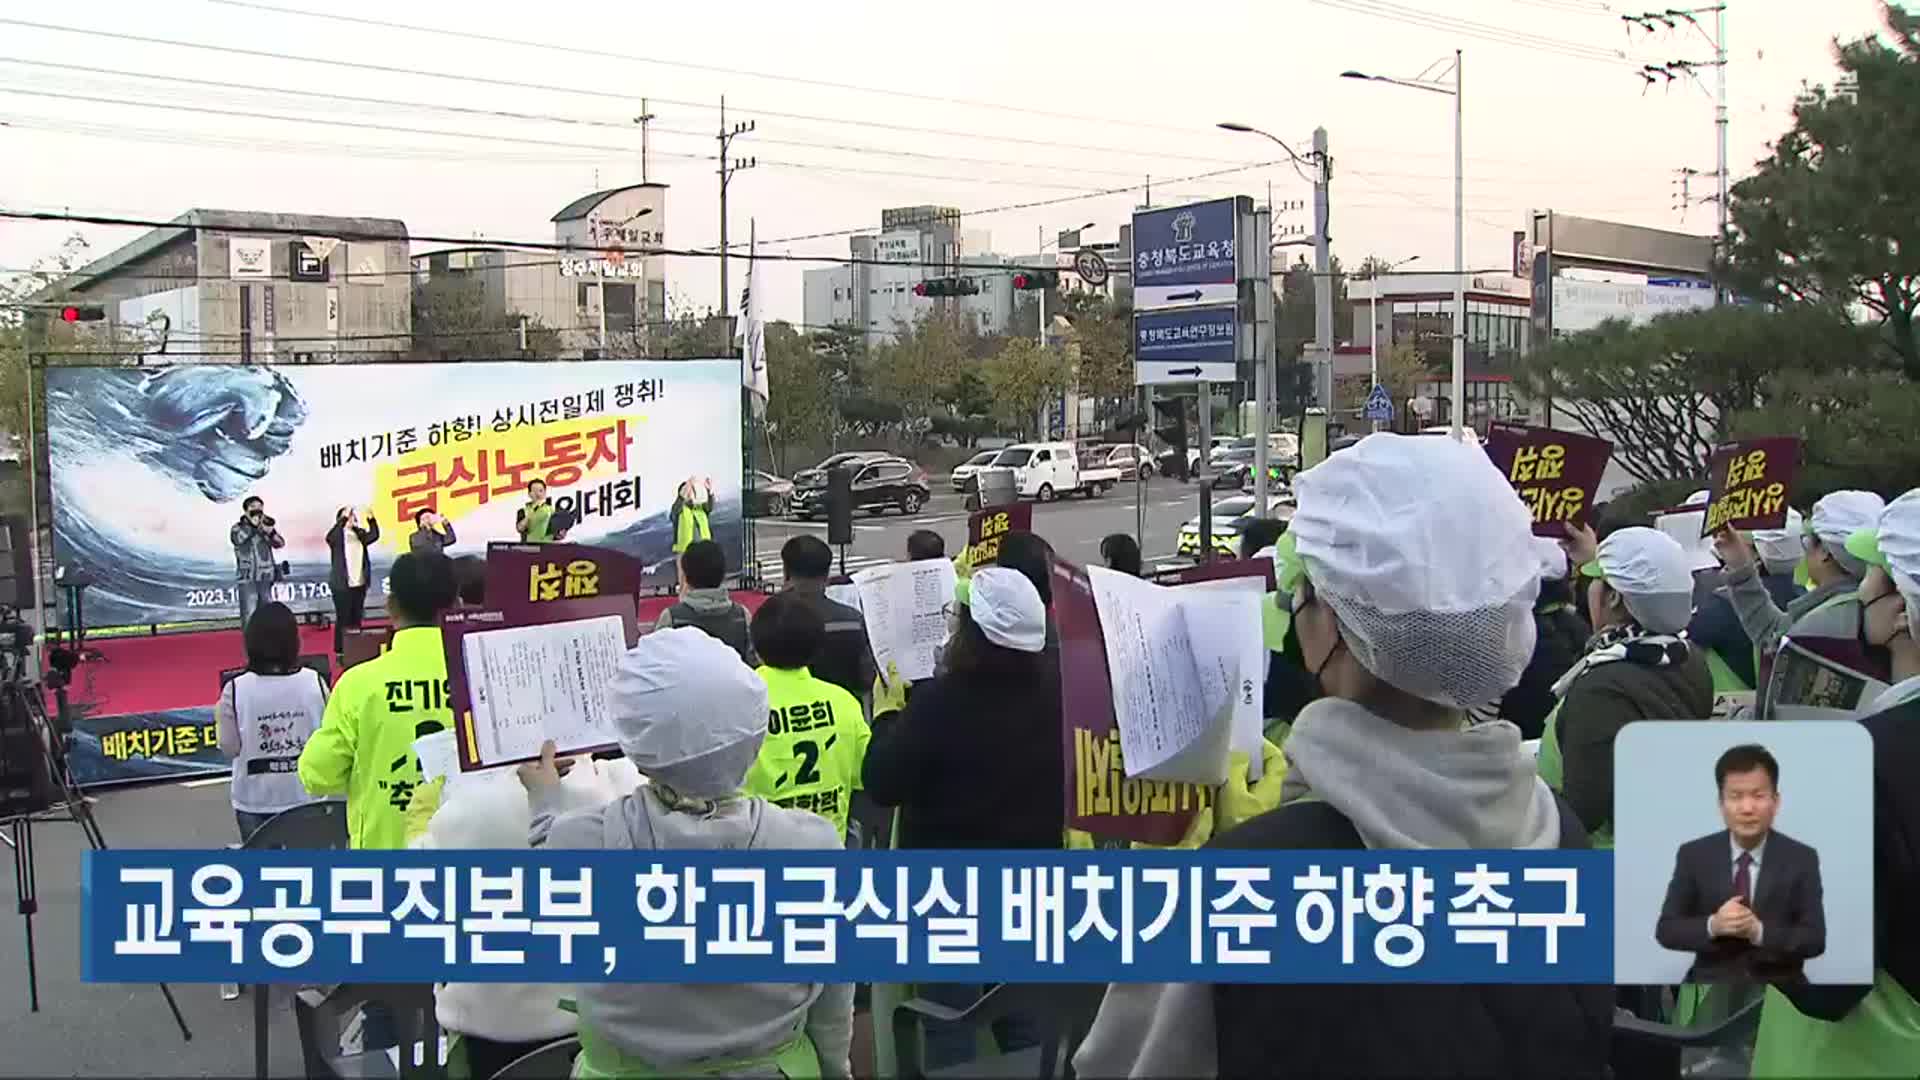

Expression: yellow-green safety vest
xmin=742 ymin=666 xmax=871 ymax=838
xmin=522 ymin=500 xmax=556 ymax=542
xmin=297 ymin=626 xmax=450 ymax=851
xmin=576 ymin=1022 xmax=819 ymax=1079
xmin=1705 ymin=648 xmax=1751 ymax=694
xmin=674 ymin=502 xmax=712 ymax=553
xmin=1751 ymin=974 xmax=1920 ymax=1077
xmin=1536 ymin=701 xmax=1612 ymax=849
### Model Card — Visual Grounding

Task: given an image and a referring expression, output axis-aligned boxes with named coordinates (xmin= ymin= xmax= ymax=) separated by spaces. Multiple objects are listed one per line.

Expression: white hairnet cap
xmin=1534 ymin=538 xmax=1570 ymax=582
xmin=1587 ymin=526 xmax=1695 ymax=634
xmin=1811 ymin=491 xmax=1886 ymax=575
xmin=1750 ymin=507 xmax=1806 ymax=573
xmin=1875 ymin=490 xmax=1920 ymax=581
xmin=609 ymin=627 xmax=768 ymax=798
xmin=1289 ymin=433 xmax=1539 ymax=709
xmin=969 ymin=566 xmax=1046 ymax=653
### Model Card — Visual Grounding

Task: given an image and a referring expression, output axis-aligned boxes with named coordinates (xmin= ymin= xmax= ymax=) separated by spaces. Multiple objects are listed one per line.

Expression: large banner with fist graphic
xmin=47 ymin=360 xmax=743 ymax=629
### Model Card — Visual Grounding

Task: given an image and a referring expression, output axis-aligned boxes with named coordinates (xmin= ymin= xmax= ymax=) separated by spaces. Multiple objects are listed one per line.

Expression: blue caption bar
xmin=84 ymin=850 xmax=1613 ymax=985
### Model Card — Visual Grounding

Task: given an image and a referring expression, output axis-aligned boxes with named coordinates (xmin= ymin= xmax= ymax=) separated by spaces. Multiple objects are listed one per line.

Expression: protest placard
xmin=965 ymin=503 xmax=1032 ymax=568
xmin=1702 ymin=437 xmax=1802 ymax=535
xmin=1483 ymin=423 xmax=1612 ymax=538
xmin=444 ymin=593 xmax=640 ymax=771
xmin=340 ymin=627 xmax=393 ymax=671
xmin=853 ymin=559 xmax=958 ymax=684
xmin=485 ymin=542 xmax=642 ymax=608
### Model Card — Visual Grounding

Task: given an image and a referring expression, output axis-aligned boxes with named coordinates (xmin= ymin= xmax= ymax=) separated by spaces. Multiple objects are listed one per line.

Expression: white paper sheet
xmin=412 ymin=729 xmax=459 ymax=781
xmin=825 ymin=582 xmax=862 ymax=612
xmin=1173 ymin=584 xmax=1267 ymax=782
xmin=1086 ymin=566 xmax=1230 ymax=786
xmin=854 ymin=560 xmax=958 ymax=684
xmin=460 ymin=614 xmax=627 ymax=768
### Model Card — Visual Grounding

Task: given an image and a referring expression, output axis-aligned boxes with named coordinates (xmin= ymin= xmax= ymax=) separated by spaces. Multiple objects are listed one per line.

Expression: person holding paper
xmin=1079 ymin=433 xmax=1609 ymax=1080
xmin=741 ymin=593 xmax=869 ymax=839
xmin=522 ymin=627 xmax=853 ymax=1080
xmin=779 ymin=536 xmax=876 ymax=704
xmin=298 ymin=552 xmax=459 ymax=850
xmin=906 ymin=529 xmax=946 ymax=562
xmin=1541 ymin=526 xmax=1713 ymax=845
xmin=1713 ymin=490 xmax=1884 ymax=716
xmin=1690 ymin=508 xmax=1805 ymax=693
xmin=655 ymin=539 xmax=756 ymax=664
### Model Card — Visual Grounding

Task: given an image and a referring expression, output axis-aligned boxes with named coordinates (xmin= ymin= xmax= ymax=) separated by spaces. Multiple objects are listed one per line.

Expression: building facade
xmin=1346 ymin=271 xmax=1533 ymax=425
xmin=55 ymin=209 xmax=412 ymax=362
xmin=803 ymin=205 xmax=1029 ymax=344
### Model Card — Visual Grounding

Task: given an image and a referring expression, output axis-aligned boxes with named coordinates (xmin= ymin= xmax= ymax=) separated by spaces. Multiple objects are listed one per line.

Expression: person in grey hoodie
xmin=654 ymin=539 xmax=756 ymax=664
xmin=522 ymin=627 xmax=852 ymax=1079
xmin=1074 ymin=433 xmax=1610 ymax=1079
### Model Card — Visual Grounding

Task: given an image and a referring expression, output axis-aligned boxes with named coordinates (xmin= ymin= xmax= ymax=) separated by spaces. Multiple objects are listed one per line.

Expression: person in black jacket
xmin=777 ymin=536 xmax=874 ymax=705
xmin=1499 ymin=539 xmax=1589 ymax=740
xmin=325 ymin=506 xmax=379 ymax=658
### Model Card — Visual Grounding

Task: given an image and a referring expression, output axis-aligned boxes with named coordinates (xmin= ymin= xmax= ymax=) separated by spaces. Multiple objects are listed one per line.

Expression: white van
xmin=979 ymin=441 xmax=1119 ymax=501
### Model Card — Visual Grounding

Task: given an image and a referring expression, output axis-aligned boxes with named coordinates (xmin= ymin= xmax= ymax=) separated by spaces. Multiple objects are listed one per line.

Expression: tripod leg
xmin=75 ymin=797 xmax=193 ymax=1041
xmin=13 ymin=817 xmax=38 ymax=1012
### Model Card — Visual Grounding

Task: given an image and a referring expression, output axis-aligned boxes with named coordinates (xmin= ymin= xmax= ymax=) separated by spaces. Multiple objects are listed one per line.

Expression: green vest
xmin=1705 ymin=648 xmax=1751 ymax=693
xmin=1536 ymin=701 xmax=1612 ymax=849
xmin=674 ymin=502 xmax=712 ymax=552
xmin=1751 ymin=974 xmax=1920 ymax=1077
xmin=521 ymin=500 xmax=555 ymax=542
xmin=741 ymin=667 xmax=871 ymax=838
xmin=576 ymin=1023 xmax=819 ymax=1079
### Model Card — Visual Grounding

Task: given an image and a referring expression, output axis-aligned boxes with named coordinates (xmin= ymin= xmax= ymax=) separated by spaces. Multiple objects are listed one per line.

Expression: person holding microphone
xmin=230 ymin=495 xmax=285 ymax=629
xmin=326 ymin=506 xmax=379 ymax=660
xmin=515 ymin=479 xmax=555 ymax=543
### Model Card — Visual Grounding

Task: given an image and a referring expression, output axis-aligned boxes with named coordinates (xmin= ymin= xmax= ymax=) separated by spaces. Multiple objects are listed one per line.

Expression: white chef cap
xmin=1749 ymin=508 xmax=1806 ymax=575
xmin=608 ymin=627 xmax=768 ymax=798
xmin=969 ymin=566 xmax=1046 ymax=653
xmin=1810 ymin=490 xmax=1886 ymax=576
xmin=1289 ymin=433 xmax=1539 ymax=709
xmin=1581 ymin=526 xmax=1695 ymax=634
xmin=1533 ymin=538 xmax=1570 ymax=583
xmin=1865 ymin=490 xmax=1920 ymax=630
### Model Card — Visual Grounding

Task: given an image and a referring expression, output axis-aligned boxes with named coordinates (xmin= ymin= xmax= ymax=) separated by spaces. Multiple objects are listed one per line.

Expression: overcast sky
xmin=0 ymin=0 xmax=1887 ymax=328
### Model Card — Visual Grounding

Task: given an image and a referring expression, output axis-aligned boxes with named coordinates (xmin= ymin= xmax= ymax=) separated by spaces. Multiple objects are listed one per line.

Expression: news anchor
xmin=1655 ymin=743 xmax=1826 ymax=983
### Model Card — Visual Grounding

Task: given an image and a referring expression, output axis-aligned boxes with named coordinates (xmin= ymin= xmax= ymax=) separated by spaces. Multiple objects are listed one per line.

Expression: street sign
xmin=1134 ymin=305 xmax=1237 ymax=385
xmin=1363 ymin=384 xmax=1394 ymax=421
xmin=1073 ymin=248 xmax=1110 ymax=287
xmin=1131 ymin=198 xmax=1237 ymax=310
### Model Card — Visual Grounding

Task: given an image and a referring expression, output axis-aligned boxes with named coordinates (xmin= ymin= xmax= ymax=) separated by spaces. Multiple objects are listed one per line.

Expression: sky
xmin=0 ymin=0 xmax=1891 ymax=329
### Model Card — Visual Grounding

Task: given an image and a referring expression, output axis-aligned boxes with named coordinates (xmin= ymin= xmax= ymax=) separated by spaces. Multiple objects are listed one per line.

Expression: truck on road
xmin=977 ymin=441 xmax=1121 ymax=502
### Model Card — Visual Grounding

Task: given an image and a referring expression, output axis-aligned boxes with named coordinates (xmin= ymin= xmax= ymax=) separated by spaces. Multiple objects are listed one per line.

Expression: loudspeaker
xmin=826 ymin=466 xmax=854 ymax=547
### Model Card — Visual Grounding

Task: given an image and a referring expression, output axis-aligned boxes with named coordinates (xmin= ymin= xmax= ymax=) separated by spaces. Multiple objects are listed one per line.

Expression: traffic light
xmin=913 ymin=277 xmax=980 ymax=298
xmin=59 ymin=305 xmax=105 ymax=323
xmin=1152 ymin=396 xmax=1190 ymax=482
xmin=1011 ymin=269 xmax=1059 ymax=291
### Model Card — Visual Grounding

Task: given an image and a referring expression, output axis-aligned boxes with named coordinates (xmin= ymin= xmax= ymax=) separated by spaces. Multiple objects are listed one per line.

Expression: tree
xmin=1517 ymin=304 xmax=1866 ymax=486
xmin=652 ymin=293 xmax=732 ymax=359
xmin=1061 ymin=292 xmax=1134 ymax=402
xmin=869 ymin=310 xmax=970 ymax=436
xmin=1332 ymin=342 xmax=1433 ymax=420
xmin=762 ymin=321 xmax=833 ymax=473
xmin=1727 ymin=368 xmax=1920 ymax=504
xmin=983 ymin=338 xmax=1071 ymax=439
xmin=1724 ymin=4 xmax=1920 ymax=375
xmin=1274 ymin=254 xmax=1352 ymax=362
xmin=410 ymin=275 xmax=560 ymax=361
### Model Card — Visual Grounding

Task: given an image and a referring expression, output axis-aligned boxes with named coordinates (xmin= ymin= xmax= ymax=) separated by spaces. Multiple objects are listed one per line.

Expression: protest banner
xmin=484 ymin=542 xmax=642 ymax=608
xmin=1483 ymin=423 xmax=1612 ymax=538
xmin=1702 ymin=436 xmax=1802 ymax=536
xmin=443 ymin=593 xmax=640 ymax=772
xmin=965 ymin=503 xmax=1032 ymax=568
xmin=84 ymin=848 xmax=1612 ymax=985
xmin=1052 ymin=559 xmax=1210 ymax=845
xmin=44 ymin=360 xmax=742 ymax=629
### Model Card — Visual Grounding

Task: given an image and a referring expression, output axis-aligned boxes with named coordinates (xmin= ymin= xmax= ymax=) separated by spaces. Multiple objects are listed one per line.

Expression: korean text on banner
xmin=485 ymin=542 xmax=641 ymax=607
xmin=444 ymin=594 xmax=640 ymax=771
xmin=1703 ymin=437 xmax=1802 ymax=535
xmin=1053 ymin=560 xmax=1209 ymax=846
xmin=83 ymin=848 xmax=1613 ymax=985
xmin=966 ymin=503 xmax=1032 ymax=568
xmin=1483 ymin=423 xmax=1613 ymax=538
xmin=853 ymin=560 xmax=958 ymax=684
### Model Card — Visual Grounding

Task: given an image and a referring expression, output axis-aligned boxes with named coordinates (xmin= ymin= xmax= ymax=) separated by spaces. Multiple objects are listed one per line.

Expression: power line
xmin=208 ymin=0 xmax=1214 ymax=138
xmin=1310 ymin=0 xmax=1630 ymax=65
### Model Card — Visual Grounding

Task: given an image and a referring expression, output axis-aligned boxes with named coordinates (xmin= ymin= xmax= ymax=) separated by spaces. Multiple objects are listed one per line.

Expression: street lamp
xmin=1343 ymin=50 xmax=1465 ymax=441
xmin=1365 ymin=255 xmax=1420 ymax=430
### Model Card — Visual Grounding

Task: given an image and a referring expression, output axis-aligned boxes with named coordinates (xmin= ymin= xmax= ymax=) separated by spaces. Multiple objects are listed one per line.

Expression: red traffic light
xmin=912 ymin=282 xmax=928 ymax=297
xmin=1012 ymin=269 xmax=1058 ymax=291
xmin=59 ymin=305 xmax=105 ymax=323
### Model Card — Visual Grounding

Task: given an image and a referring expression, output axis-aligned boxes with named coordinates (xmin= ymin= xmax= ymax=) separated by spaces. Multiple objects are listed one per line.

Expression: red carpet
xmin=62 ymin=591 xmax=769 ymax=719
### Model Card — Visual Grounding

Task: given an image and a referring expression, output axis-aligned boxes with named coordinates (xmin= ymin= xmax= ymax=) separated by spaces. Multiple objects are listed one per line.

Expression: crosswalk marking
xmin=748 ymin=554 xmax=895 ymax=586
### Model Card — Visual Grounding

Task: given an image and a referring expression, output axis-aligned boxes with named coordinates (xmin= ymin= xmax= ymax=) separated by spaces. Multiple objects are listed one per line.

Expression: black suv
xmin=790 ymin=456 xmax=932 ymax=519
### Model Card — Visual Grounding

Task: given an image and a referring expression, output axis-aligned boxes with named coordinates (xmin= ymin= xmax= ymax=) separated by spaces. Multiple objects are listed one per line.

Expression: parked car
xmin=1176 ymin=493 xmax=1297 ymax=559
xmin=1155 ymin=446 xmax=1202 ymax=479
xmin=745 ymin=469 xmax=794 ymax=517
xmin=977 ymin=442 xmax=1120 ymax=502
xmin=789 ymin=456 xmax=931 ymax=519
xmin=1231 ymin=432 xmax=1301 ymax=467
xmin=949 ymin=449 xmax=1001 ymax=493
xmin=792 ymin=450 xmax=895 ymax=488
xmin=1082 ymin=442 xmax=1155 ymax=480
xmin=1210 ymin=446 xmax=1258 ymax=490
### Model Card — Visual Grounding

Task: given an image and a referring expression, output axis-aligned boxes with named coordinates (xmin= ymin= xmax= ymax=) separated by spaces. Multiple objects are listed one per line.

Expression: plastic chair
xmin=891 ymin=982 xmax=1105 ymax=1080
xmin=245 ymin=801 xmax=350 ymax=1080
xmin=1611 ymin=981 xmax=1765 ymax=1079
xmin=293 ymin=981 xmax=443 ymax=1079
xmin=487 ymin=1037 xmax=581 ymax=1080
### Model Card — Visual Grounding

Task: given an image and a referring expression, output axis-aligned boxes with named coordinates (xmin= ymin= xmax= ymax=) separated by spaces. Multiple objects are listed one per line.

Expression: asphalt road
xmin=743 ymin=475 xmax=1219 ymax=583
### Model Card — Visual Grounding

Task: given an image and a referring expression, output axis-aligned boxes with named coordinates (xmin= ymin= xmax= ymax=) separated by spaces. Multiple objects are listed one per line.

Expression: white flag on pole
xmin=742 ymin=221 xmax=770 ymax=413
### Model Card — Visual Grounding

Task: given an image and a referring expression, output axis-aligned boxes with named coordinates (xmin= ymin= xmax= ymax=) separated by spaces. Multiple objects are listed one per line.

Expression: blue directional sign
xmin=1132 ymin=198 xmax=1239 ymax=309
xmin=1364 ymin=383 xmax=1394 ymax=421
xmin=1134 ymin=304 xmax=1238 ymax=386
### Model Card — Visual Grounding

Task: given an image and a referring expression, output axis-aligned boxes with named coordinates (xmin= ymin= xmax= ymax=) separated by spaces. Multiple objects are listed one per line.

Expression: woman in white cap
xmin=1713 ymin=490 xmax=1885 ymax=716
xmin=862 ymin=565 xmax=1061 ymax=1071
xmin=1542 ymin=525 xmax=1713 ymax=846
xmin=521 ymin=627 xmax=853 ymax=1080
xmin=1077 ymin=433 xmax=1609 ymax=1079
xmin=1690 ymin=508 xmax=1807 ymax=693
xmin=1745 ymin=494 xmax=1920 ymax=1077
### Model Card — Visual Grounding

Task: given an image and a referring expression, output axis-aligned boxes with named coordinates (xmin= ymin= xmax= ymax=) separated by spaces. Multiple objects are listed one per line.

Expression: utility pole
xmin=1450 ymin=52 xmax=1465 ymax=442
xmin=1311 ymin=127 xmax=1333 ymax=419
xmin=634 ymin=98 xmax=656 ymax=184
xmin=717 ymin=95 xmax=756 ymax=319
xmin=1630 ymin=6 xmax=1729 ymax=299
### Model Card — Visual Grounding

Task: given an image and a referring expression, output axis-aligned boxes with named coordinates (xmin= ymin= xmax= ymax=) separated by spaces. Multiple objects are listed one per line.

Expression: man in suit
xmin=1655 ymin=743 xmax=1826 ymax=983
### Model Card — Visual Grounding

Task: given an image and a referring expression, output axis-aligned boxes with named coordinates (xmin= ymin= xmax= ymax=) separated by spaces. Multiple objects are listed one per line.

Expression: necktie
xmin=1733 ymin=852 xmax=1753 ymax=904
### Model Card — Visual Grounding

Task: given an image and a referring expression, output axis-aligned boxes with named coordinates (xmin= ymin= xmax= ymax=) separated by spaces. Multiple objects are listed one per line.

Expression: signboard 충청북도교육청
xmin=1131 ymin=197 xmax=1242 ymax=385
